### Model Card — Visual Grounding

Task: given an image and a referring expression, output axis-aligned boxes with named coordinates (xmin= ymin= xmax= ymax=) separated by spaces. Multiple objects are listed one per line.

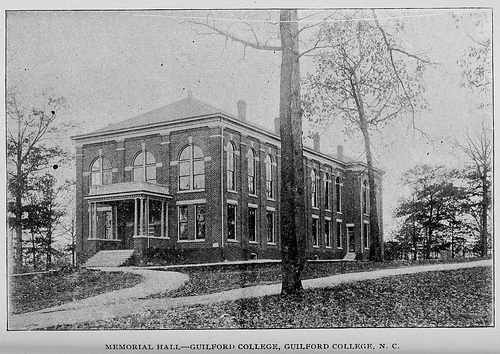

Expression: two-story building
xmin=72 ymin=93 xmax=384 ymax=266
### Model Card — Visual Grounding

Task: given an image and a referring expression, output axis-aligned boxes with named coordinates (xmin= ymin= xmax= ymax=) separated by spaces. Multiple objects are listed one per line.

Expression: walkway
xmin=8 ymin=259 xmax=492 ymax=330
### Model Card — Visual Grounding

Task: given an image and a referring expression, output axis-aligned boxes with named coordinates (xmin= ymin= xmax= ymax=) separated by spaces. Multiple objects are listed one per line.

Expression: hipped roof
xmin=88 ymin=96 xmax=235 ymax=135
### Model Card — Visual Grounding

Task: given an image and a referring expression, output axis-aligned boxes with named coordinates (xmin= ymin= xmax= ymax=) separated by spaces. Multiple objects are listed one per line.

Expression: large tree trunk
xmin=360 ymin=124 xmax=383 ymax=262
xmin=279 ymin=9 xmax=307 ymax=295
xmin=350 ymin=71 xmax=383 ymax=262
xmin=481 ymin=172 xmax=488 ymax=257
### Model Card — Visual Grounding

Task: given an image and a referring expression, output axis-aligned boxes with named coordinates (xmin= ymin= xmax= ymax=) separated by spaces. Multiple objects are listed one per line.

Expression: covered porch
xmin=85 ymin=182 xmax=172 ymax=249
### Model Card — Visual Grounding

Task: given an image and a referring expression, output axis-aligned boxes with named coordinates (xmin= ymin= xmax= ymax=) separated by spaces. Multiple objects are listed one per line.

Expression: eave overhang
xmin=84 ymin=181 xmax=172 ymax=202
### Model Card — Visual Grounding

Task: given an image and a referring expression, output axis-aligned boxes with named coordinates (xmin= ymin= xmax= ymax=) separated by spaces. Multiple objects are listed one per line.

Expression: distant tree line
xmin=386 ymin=159 xmax=491 ymax=261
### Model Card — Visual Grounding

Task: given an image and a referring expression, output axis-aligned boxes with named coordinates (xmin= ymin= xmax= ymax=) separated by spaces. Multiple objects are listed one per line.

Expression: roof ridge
xmin=190 ymin=97 xmax=217 ymax=113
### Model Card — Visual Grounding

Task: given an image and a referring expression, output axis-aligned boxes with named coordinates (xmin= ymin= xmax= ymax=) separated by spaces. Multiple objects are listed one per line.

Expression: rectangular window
xmin=312 ymin=217 xmax=319 ymax=247
xmin=325 ymin=176 xmax=331 ymax=210
xmin=311 ymin=170 xmax=318 ymax=208
xmin=336 ymin=178 xmax=342 ymax=213
xmin=146 ymin=166 xmax=156 ymax=183
xmin=325 ymin=219 xmax=331 ymax=248
xmin=228 ymin=171 xmax=235 ymax=191
xmin=227 ymin=204 xmax=236 ymax=240
xmin=103 ymin=170 xmax=113 ymax=185
xmin=91 ymin=171 xmax=101 ymax=186
xmin=133 ymin=168 xmax=143 ymax=183
xmin=248 ymin=175 xmax=255 ymax=195
xmin=104 ymin=210 xmax=113 ymax=239
xmin=336 ymin=221 xmax=342 ymax=248
xmin=193 ymin=161 xmax=205 ymax=190
xmin=179 ymin=161 xmax=191 ymax=191
xmin=248 ymin=153 xmax=255 ymax=195
xmin=266 ymin=210 xmax=275 ymax=244
xmin=195 ymin=205 xmax=206 ymax=240
xmin=178 ymin=206 xmax=189 ymax=240
xmin=364 ymin=222 xmax=370 ymax=249
xmin=248 ymin=207 xmax=257 ymax=242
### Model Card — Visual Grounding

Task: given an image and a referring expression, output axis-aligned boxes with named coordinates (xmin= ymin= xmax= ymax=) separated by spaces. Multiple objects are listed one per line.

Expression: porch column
xmin=134 ymin=198 xmax=138 ymax=236
xmin=161 ymin=201 xmax=165 ymax=238
xmin=92 ymin=202 xmax=97 ymax=239
xmin=88 ymin=202 xmax=93 ymax=239
xmin=139 ymin=197 xmax=144 ymax=236
xmin=145 ymin=196 xmax=150 ymax=236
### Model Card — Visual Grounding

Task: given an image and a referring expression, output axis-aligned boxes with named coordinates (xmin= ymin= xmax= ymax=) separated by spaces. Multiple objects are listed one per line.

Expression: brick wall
xmin=75 ymin=116 xmax=383 ymax=265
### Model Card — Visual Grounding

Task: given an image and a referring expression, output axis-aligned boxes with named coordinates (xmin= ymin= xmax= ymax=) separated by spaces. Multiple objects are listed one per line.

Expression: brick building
xmin=72 ymin=93 xmax=383 ymax=266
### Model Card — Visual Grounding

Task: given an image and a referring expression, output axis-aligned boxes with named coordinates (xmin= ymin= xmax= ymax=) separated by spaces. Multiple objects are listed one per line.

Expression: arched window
xmin=311 ymin=169 xmax=318 ymax=208
xmin=90 ymin=156 xmax=112 ymax=186
xmin=324 ymin=172 xmax=332 ymax=210
xmin=265 ymin=155 xmax=275 ymax=199
xmin=362 ymin=179 xmax=369 ymax=215
xmin=336 ymin=176 xmax=342 ymax=213
xmin=247 ymin=148 xmax=256 ymax=195
xmin=227 ymin=141 xmax=236 ymax=191
xmin=133 ymin=150 xmax=156 ymax=183
xmin=179 ymin=144 xmax=205 ymax=191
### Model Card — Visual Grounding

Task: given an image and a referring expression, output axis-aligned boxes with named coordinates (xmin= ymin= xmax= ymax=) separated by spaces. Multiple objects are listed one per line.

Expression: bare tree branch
xmin=186 ymin=18 xmax=282 ymax=52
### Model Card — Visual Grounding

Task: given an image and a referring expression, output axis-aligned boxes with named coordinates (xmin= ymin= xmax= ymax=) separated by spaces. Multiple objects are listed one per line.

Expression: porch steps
xmin=83 ymin=250 xmax=135 ymax=268
xmin=342 ymin=252 xmax=357 ymax=261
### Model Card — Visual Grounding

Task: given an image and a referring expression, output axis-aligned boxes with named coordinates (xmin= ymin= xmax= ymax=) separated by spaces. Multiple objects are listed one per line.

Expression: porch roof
xmin=85 ymin=182 xmax=172 ymax=202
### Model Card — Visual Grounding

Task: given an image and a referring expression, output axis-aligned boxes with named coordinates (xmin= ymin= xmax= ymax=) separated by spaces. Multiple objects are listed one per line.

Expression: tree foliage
xmin=453 ymin=10 xmax=492 ymax=105
xmin=394 ymin=165 xmax=481 ymax=259
xmin=457 ymin=125 xmax=492 ymax=256
xmin=302 ymin=10 xmax=430 ymax=261
xmin=7 ymin=90 xmax=69 ymax=273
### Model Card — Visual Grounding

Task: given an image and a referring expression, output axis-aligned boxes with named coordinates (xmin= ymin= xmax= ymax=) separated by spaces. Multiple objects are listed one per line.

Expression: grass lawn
xmin=46 ymin=266 xmax=492 ymax=330
xmin=149 ymin=257 xmax=487 ymax=298
xmin=10 ymin=267 xmax=143 ymax=314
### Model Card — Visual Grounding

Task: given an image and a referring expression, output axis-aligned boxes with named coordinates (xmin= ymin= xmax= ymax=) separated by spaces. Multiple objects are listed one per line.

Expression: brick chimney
xmin=237 ymin=100 xmax=247 ymax=122
xmin=337 ymin=145 xmax=344 ymax=161
xmin=274 ymin=117 xmax=280 ymax=136
xmin=313 ymin=133 xmax=320 ymax=152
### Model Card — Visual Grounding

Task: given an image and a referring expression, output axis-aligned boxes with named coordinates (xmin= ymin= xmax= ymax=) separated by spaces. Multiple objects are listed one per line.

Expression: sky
xmin=5 ymin=8 xmax=493 ymax=238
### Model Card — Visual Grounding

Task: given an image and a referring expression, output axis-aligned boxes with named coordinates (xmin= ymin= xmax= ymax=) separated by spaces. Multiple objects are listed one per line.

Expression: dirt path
xmin=8 ymin=259 xmax=492 ymax=330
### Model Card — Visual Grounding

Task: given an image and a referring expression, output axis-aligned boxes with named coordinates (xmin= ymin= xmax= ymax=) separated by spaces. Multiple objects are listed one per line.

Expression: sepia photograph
xmin=2 ymin=2 xmax=497 ymax=353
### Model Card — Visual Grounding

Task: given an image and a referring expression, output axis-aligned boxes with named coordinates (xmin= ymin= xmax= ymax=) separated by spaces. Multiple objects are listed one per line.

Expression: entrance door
xmin=96 ymin=207 xmax=113 ymax=240
xmin=347 ymin=226 xmax=355 ymax=253
xmin=116 ymin=200 xmax=135 ymax=249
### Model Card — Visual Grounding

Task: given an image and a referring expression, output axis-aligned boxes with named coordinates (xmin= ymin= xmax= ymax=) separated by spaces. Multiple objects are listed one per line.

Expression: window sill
xmin=326 ymin=246 xmax=332 ymax=249
xmin=267 ymin=198 xmax=276 ymax=202
xmin=227 ymin=239 xmax=238 ymax=243
xmin=337 ymin=247 xmax=344 ymax=250
xmin=177 ymin=239 xmax=205 ymax=243
xmin=249 ymin=241 xmax=258 ymax=244
xmin=227 ymin=190 xmax=238 ymax=194
xmin=177 ymin=189 xmax=205 ymax=194
xmin=313 ymin=245 xmax=319 ymax=248
xmin=248 ymin=194 xmax=258 ymax=198
xmin=267 ymin=242 xmax=277 ymax=246
xmin=133 ymin=235 xmax=169 ymax=239
xmin=87 ymin=238 xmax=120 ymax=242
